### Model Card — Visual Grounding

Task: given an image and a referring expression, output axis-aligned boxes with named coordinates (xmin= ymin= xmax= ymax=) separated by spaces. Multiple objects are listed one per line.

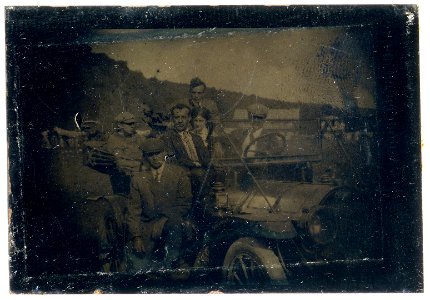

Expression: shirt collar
xmin=250 ymin=127 xmax=264 ymax=136
xmin=178 ymin=129 xmax=190 ymax=136
xmin=190 ymin=99 xmax=202 ymax=108
xmin=197 ymin=127 xmax=208 ymax=137
xmin=151 ymin=162 xmax=165 ymax=177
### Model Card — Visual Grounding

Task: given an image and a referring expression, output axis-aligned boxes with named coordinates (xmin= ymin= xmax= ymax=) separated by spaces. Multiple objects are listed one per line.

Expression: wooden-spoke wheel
xmin=223 ymin=238 xmax=286 ymax=285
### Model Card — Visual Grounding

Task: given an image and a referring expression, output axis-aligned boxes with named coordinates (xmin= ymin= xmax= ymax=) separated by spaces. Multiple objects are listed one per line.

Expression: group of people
xmin=92 ymin=78 xmax=220 ymax=275
xmin=43 ymin=77 xmax=278 ymax=276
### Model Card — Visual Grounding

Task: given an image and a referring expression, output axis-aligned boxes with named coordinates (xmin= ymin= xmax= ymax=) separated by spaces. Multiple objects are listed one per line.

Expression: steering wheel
xmin=243 ymin=132 xmax=287 ymax=158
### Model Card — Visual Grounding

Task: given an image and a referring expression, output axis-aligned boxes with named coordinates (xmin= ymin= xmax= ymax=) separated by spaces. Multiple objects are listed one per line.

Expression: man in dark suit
xmin=127 ymin=138 xmax=193 ymax=272
xmin=163 ymin=103 xmax=210 ymax=169
xmin=162 ymin=103 xmax=211 ymax=218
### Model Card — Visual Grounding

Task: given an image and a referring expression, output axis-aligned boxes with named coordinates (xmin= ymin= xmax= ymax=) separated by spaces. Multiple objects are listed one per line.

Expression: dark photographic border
xmin=6 ymin=5 xmax=421 ymax=293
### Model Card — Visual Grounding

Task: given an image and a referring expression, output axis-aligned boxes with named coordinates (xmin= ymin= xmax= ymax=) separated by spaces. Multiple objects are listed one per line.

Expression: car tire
xmin=223 ymin=237 xmax=286 ymax=285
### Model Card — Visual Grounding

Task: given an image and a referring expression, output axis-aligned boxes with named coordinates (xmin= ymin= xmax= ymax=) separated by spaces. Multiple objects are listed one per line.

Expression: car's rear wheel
xmin=223 ymin=238 xmax=286 ymax=285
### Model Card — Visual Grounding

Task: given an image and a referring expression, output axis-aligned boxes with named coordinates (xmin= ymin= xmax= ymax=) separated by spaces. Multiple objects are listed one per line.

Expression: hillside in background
xmin=27 ymin=46 xmax=374 ymax=134
xmin=74 ymin=51 xmax=375 ymax=132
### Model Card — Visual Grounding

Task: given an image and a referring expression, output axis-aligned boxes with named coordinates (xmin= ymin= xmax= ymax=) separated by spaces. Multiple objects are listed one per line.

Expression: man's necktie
xmin=242 ymin=129 xmax=257 ymax=154
xmin=153 ymin=169 xmax=161 ymax=182
xmin=249 ymin=129 xmax=257 ymax=144
xmin=182 ymin=132 xmax=200 ymax=162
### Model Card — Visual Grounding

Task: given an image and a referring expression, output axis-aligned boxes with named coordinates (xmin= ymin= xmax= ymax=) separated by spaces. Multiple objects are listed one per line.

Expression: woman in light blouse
xmin=191 ymin=107 xmax=212 ymax=147
xmin=191 ymin=107 xmax=225 ymax=160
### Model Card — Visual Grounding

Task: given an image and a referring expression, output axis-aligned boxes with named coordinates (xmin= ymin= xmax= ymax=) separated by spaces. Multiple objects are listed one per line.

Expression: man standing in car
xmin=188 ymin=78 xmax=219 ymax=119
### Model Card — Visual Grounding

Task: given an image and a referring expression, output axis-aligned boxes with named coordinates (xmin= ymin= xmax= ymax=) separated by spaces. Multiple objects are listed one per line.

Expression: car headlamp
xmin=307 ymin=207 xmax=337 ymax=245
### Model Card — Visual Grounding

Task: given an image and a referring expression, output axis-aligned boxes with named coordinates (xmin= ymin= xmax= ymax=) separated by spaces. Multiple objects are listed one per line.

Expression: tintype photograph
xmin=6 ymin=6 xmax=422 ymax=293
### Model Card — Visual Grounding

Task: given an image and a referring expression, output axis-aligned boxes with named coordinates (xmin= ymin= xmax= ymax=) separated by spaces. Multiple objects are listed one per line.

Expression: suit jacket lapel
xmin=191 ymin=133 xmax=209 ymax=166
xmin=162 ymin=164 xmax=174 ymax=183
xmin=172 ymin=131 xmax=187 ymax=159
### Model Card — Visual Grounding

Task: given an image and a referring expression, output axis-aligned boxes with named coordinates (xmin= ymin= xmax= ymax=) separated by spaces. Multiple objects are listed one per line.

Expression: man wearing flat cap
xmin=241 ymin=104 xmax=269 ymax=157
xmin=126 ymin=138 xmax=193 ymax=272
xmin=228 ymin=103 xmax=285 ymax=159
xmin=222 ymin=103 xmax=286 ymax=190
xmin=103 ymin=111 xmax=145 ymax=195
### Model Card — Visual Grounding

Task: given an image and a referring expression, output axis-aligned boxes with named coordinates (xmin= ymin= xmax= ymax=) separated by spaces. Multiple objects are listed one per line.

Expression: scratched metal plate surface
xmin=5 ymin=6 xmax=421 ymax=293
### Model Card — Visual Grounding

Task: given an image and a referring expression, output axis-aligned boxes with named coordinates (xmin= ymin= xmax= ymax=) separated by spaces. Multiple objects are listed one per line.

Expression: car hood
xmin=226 ymin=181 xmax=339 ymax=220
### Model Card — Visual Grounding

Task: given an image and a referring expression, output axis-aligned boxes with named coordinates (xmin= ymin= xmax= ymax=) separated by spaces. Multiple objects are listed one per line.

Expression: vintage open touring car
xmin=40 ymin=109 xmax=382 ymax=288
xmin=185 ymin=113 xmax=382 ymax=286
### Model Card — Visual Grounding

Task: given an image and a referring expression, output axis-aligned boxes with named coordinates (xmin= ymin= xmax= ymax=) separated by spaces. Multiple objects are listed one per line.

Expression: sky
xmin=91 ymin=27 xmax=376 ymax=109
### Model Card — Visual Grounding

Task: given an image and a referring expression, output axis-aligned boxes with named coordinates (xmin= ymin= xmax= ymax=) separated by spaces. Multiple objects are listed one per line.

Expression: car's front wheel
xmin=223 ymin=238 xmax=286 ymax=285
